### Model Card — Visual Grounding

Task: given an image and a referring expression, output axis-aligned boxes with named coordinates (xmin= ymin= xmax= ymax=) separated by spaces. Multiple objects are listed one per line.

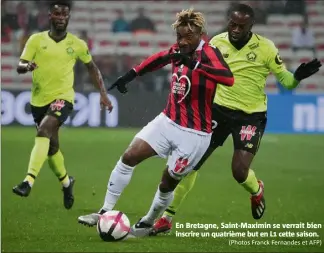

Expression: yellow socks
xmin=48 ymin=150 xmax=70 ymax=187
xmin=163 ymin=170 xmax=198 ymax=221
xmin=24 ymin=137 xmax=50 ymax=186
xmin=240 ymin=169 xmax=260 ymax=194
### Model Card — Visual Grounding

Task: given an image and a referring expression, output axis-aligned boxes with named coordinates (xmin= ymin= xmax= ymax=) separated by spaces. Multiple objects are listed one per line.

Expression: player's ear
xmin=250 ymin=19 xmax=255 ymax=29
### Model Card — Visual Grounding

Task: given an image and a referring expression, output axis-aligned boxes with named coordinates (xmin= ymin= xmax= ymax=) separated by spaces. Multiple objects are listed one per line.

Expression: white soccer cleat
xmin=78 ymin=213 xmax=100 ymax=227
xmin=130 ymin=218 xmax=154 ymax=237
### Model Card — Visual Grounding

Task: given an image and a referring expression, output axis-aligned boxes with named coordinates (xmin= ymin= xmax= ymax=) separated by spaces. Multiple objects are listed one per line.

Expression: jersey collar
xmin=47 ymin=31 xmax=68 ymax=43
xmin=228 ymin=32 xmax=253 ymax=51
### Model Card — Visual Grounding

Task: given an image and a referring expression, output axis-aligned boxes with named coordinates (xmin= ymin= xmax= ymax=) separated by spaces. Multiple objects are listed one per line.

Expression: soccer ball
xmin=97 ymin=210 xmax=130 ymax=242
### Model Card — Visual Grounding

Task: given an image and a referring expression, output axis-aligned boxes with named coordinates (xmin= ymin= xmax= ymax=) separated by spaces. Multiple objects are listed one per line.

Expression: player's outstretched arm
xmin=267 ymin=41 xmax=322 ymax=90
xmin=271 ymin=57 xmax=322 ymax=90
xmin=85 ymin=61 xmax=113 ymax=112
xmin=133 ymin=49 xmax=174 ymax=76
xmin=108 ymin=49 xmax=174 ymax=93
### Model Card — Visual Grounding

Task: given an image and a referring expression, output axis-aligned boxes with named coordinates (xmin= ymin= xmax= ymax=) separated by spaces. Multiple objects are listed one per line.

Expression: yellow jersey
xmin=209 ymin=32 xmax=298 ymax=113
xmin=20 ymin=31 xmax=92 ymax=106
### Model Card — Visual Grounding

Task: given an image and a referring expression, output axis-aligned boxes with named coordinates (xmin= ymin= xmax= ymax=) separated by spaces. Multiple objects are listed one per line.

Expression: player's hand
xmin=27 ymin=61 xmax=38 ymax=71
xmin=100 ymin=93 xmax=113 ymax=112
xmin=294 ymin=59 xmax=322 ymax=81
xmin=107 ymin=77 xmax=128 ymax=94
xmin=107 ymin=69 xmax=137 ymax=94
xmin=169 ymin=53 xmax=199 ymax=70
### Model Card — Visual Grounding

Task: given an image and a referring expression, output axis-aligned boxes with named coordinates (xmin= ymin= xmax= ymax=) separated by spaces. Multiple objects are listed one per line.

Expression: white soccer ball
xmin=97 ymin=210 xmax=130 ymax=242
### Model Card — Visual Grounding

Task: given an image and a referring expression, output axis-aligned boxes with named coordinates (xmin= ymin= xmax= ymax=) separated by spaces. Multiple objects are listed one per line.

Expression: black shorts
xmin=30 ymin=99 xmax=73 ymax=127
xmin=210 ymin=103 xmax=267 ymax=155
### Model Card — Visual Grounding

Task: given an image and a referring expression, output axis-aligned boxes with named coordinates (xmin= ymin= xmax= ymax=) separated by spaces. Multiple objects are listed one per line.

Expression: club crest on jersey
xmin=50 ymin=99 xmax=65 ymax=111
xmin=246 ymin=51 xmax=257 ymax=62
xmin=240 ymin=125 xmax=257 ymax=141
xmin=171 ymin=73 xmax=191 ymax=104
xmin=66 ymin=47 xmax=74 ymax=55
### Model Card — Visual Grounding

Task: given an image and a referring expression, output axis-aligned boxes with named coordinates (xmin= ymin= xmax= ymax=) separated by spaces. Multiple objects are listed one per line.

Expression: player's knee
xmin=231 ymin=159 xmax=249 ymax=183
xmin=159 ymin=169 xmax=180 ymax=193
xmin=121 ymin=150 xmax=138 ymax=167
xmin=36 ymin=126 xmax=51 ymax=138
xmin=48 ymin=144 xmax=59 ymax=156
xmin=159 ymin=180 xmax=173 ymax=193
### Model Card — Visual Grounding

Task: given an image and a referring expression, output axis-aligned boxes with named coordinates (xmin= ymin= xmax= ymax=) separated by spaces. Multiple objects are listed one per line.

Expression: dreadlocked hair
xmin=172 ymin=8 xmax=206 ymax=34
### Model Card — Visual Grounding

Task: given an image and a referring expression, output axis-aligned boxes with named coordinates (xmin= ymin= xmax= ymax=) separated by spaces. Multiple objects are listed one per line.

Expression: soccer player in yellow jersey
xmin=12 ymin=0 xmax=113 ymax=209
xmin=153 ymin=3 xmax=322 ymax=234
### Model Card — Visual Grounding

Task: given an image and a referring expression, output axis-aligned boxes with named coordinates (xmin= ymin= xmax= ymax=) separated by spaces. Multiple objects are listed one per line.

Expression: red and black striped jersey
xmin=133 ymin=40 xmax=234 ymax=133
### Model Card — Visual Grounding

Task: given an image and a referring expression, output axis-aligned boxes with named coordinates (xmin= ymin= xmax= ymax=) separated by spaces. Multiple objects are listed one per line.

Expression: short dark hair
xmin=49 ymin=0 xmax=72 ymax=11
xmin=229 ymin=3 xmax=255 ymax=20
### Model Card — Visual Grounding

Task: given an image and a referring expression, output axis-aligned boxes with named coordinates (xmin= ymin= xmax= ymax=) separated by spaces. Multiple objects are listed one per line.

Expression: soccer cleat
xmin=12 ymin=181 xmax=31 ymax=197
xmin=251 ymin=180 xmax=265 ymax=219
xmin=130 ymin=218 xmax=153 ymax=237
xmin=63 ymin=176 xmax=75 ymax=209
xmin=151 ymin=217 xmax=172 ymax=236
xmin=78 ymin=209 xmax=107 ymax=227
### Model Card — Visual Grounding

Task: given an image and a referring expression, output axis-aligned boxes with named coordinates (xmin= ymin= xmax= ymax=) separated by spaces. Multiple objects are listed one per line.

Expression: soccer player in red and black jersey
xmin=78 ymin=8 xmax=233 ymax=236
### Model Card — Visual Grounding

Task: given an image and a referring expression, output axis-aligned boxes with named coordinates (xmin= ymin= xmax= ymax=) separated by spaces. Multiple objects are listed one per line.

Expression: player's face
xmin=49 ymin=5 xmax=70 ymax=31
xmin=227 ymin=11 xmax=253 ymax=43
xmin=176 ymin=25 xmax=201 ymax=55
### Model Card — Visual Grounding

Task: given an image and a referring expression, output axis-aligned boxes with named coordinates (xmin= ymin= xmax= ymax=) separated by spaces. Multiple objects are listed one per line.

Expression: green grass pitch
xmin=2 ymin=127 xmax=324 ymax=252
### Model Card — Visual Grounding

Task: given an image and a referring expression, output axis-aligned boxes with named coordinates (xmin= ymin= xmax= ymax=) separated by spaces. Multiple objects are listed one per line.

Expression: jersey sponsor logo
xmin=174 ymin=158 xmax=189 ymax=174
xmin=275 ymin=53 xmax=283 ymax=65
xmin=246 ymin=52 xmax=257 ymax=62
xmin=248 ymin=43 xmax=259 ymax=50
xmin=66 ymin=47 xmax=74 ymax=55
xmin=240 ymin=125 xmax=257 ymax=141
xmin=50 ymin=99 xmax=66 ymax=111
xmin=171 ymin=73 xmax=191 ymax=103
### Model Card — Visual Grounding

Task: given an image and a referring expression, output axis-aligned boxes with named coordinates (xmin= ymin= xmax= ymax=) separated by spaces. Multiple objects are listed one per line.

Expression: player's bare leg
xmin=78 ymin=137 xmax=157 ymax=226
xmin=48 ymin=129 xmax=75 ymax=209
xmin=13 ymin=115 xmax=59 ymax=197
xmin=232 ymin=150 xmax=265 ymax=219
xmin=131 ymin=167 xmax=180 ymax=237
xmin=154 ymin=142 xmax=218 ymax=235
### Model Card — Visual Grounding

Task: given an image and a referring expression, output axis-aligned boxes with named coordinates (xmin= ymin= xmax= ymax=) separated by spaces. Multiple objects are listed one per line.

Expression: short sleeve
xmin=20 ymin=34 xmax=37 ymax=61
xmin=78 ymin=40 xmax=92 ymax=64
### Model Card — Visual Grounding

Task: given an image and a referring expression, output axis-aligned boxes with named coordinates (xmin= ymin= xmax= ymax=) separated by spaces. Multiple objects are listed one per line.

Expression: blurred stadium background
xmin=1 ymin=1 xmax=324 ymax=252
xmin=2 ymin=0 xmax=324 ymax=90
xmin=1 ymin=0 xmax=324 ymax=132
